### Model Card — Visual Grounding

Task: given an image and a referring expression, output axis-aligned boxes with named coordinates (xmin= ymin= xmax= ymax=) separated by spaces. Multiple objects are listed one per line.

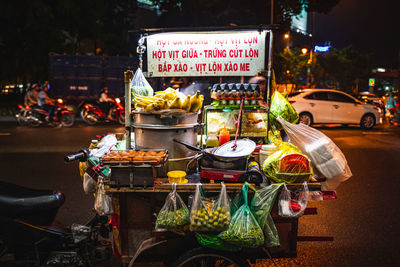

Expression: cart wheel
xmin=170 ymin=247 xmax=250 ymax=267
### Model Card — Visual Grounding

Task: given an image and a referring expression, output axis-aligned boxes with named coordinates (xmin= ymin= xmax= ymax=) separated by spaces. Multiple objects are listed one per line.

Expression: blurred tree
xmin=275 ymin=46 xmax=372 ymax=92
xmin=0 ymin=0 xmax=138 ymax=83
xmin=275 ymin=47 xmax=309 ymax=87
xmin=0 ymin=0 xmax=61 ymax=83
xmin=315 ymin=47 xmax=372 ymax=92
xmin=151 ymin=0 xmax=339 ymax=30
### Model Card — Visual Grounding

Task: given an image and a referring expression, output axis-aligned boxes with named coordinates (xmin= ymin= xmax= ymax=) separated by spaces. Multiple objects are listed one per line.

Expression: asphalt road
xmin=0 ymin=122 xmax=399 ymax=266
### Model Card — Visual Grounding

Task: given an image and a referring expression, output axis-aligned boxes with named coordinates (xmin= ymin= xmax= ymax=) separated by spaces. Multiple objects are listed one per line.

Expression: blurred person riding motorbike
xmin=385 ymin=92 xmax=400 ymax=125
xmin=38 ymin=83 xmax=56 ymax=122
xmin=98 ymin=87 xmax=114 ymax=120
xmin=24 ymin=83 xmax=40 ymax=106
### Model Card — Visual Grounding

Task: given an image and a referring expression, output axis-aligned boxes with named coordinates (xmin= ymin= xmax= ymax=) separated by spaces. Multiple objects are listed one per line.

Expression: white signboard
xmin=146 ymin=31 xmax=267 ymax=77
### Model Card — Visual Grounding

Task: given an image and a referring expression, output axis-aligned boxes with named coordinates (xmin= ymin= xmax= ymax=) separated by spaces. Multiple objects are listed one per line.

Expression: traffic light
xmin=369 ymin=78 xmax=375 ymax=87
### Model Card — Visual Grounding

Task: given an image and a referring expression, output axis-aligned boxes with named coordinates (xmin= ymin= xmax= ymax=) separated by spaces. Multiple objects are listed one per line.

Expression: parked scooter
xmin=0 ymin=149 xmax=112 ymax=266
xmin=16 ymin=99 xmax=75 ymax=127
xmin=80 ymin=98 xmax=125 ymax=125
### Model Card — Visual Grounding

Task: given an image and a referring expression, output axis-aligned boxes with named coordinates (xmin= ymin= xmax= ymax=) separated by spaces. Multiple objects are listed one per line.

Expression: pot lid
xmin=213 ymin=139 xmax=256 ymax=158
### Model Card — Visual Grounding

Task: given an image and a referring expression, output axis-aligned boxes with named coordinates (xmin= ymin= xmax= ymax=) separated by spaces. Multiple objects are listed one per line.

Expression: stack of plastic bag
xmin=277 ymin=117 xmax=352 ymax=190
xmin=155 ymin=183 xmax=189 ymax=231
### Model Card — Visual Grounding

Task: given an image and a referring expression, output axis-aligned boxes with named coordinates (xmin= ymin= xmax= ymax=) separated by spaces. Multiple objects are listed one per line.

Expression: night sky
xmin=314 ymin=0 xmax=398 ymax=68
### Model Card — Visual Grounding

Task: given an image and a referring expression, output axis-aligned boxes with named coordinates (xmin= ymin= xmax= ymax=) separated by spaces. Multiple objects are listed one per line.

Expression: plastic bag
xmin=277 ymin=117 xmax=352 ymax=190
xmin=83 ymin=173 xmax=97 ymax=194
xmin=269 ymin=91 xmax=298 ymax=129
xmin=190 ymin=183 xmax=230 ymax=232
xmin=219 ymin=184 xmax=264 ymax=248
xmin=155 ymin=183 xmax=189 ymax=231
xmin=251 ymin=183 xmax=282 ymax=247
xmin=278 ymin=182 xmax=309 ymax=217
xmin=130 ymin=68 xmax=154 ymax=97
xmin=262 ymin=142 xmax=312 ymax=183
xmin=79 ymin=162 xmax=88 ymax=180
xmin=71 ymin=224 xmax=91 ymax=243
xmin=91 ymin=134 xmax=118 ymax=158
xmin=94 ymin=179 xmax=114 ymax=216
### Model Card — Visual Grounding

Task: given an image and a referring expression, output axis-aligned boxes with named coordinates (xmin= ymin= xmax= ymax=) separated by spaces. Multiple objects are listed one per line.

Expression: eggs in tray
xmin=102 ymin=150 xmax=166 ymax=165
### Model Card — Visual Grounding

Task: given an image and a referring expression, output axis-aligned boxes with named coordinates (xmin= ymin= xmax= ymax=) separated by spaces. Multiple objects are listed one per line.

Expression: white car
xmin=288 ymin=89 xmax=382 ymax=129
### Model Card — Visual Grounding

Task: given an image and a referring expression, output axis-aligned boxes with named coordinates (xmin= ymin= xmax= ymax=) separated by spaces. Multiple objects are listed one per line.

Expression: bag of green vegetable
xmin=269 ymin=91 xmax=298 ymax=129
xmin=195 ymin=233 xmax=242 ymax=252
xmin=251 ymin=184 xmax=283 ymax=247
xmin=230 ymin=182 xmax=257 ymax=216
xmin=262 ymin=142 xmax=312 ymax=183
xmin=130 ymin=68 xmax=154 ymax=97
xmin=190 ymin=183 xmax=230 ymax=232
xmin=155 ymin=183 xmax=190 ymax=231
xmin=219 ymin=184 xmax=264 ymax=248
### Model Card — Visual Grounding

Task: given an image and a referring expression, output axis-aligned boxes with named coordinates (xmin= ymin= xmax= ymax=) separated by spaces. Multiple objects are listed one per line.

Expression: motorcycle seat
xmin=0 ymin=181 xmax=65 ymax=225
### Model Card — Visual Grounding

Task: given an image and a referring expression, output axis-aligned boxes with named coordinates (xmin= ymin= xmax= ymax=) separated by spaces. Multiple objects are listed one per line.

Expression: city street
xmin=0 ymin=122 xmax=399 ymax=266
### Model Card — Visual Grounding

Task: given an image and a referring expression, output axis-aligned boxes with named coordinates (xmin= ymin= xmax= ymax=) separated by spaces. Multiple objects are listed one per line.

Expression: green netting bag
xmin=219 ymin=184 xmax=264 ymax=248
xmin=269 ymin=91 xmax=298 ymax=129
xmin=195 ymin=233 xmax=242 ymax=252
xmin=155 ymin=183 xmax=190 ymax=231
xmin=251 ymin=184 xmax=283 ymax=247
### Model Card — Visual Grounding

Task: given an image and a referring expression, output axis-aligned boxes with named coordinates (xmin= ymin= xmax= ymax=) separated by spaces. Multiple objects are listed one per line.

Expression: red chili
xmin=290 ymin=202 xmax=301 ymax=211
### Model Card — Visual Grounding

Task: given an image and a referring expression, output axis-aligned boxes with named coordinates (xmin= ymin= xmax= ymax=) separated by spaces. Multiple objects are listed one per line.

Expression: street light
xmin=301 ymin=48 xmax=308 ymax=55
xmin=284 ymin=33 xmax=290 ymax=51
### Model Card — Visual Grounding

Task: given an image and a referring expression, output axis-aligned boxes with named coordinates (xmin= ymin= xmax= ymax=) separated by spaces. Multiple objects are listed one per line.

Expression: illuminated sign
xmin=146 ymin=31 xmax=267 ymax=77
xmin=369 ymin=78 xmax=375 ymax=87
xmin=314 ymin=45 xmax=331 ymax=53
xmin=291 ymin=6 xmax=308 ymax=35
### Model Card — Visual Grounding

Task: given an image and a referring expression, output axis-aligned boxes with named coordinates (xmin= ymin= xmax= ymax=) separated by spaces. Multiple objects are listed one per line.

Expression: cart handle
xmin=64 ymin=149 xmax=90 ymax=162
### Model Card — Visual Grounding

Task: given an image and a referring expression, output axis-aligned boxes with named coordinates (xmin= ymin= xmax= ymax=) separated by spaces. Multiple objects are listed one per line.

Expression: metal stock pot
xmin=132 ymin=110 xmax=201 ymax=172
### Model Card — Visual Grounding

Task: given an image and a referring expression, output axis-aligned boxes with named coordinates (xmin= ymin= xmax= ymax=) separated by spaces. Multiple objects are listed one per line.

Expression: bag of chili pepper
xmin=278 ymin=182 xmax=309 ymax=217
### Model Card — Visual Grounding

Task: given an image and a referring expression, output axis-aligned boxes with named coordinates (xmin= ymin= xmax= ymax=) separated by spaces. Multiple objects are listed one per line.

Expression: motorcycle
xmin=386 ymin=108 xmax=400 ymax=126
xmin=80 ymin=98 xmax=125 ymax=125
xmin=16 ymin=99 xmax=75 ymax=127
xmin=0 ymin=149 xmax=112 ymax=266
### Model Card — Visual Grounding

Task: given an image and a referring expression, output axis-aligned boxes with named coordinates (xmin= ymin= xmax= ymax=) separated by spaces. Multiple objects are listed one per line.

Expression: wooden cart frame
xmin=106 ymin=183 xmax=324 ymax=266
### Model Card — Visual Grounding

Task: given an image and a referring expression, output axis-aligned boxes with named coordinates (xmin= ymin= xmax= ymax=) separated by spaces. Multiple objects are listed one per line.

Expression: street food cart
xmin=86 ymin=26 xmax=339 ymax=266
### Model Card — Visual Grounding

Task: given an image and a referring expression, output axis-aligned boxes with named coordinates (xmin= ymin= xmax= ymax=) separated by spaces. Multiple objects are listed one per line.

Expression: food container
xmin=259 ymin=144 xmax=278 ymax=165
xmin=167 ymin=171 xmax=187 ymax=184
xmin=102 ymin=149 xmax=168 ymax=188
xmin=132 ymin=111 xmax=201 ymax=172
xmin=101 ymin=149 xmax=167 ymax=166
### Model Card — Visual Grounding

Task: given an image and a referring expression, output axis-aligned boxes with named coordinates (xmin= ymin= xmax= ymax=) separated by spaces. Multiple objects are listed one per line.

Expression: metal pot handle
xmin=185 ymin=153 xmax=203 ymax=172
xmin=194 ymin=123 xmax=204 ymax=133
